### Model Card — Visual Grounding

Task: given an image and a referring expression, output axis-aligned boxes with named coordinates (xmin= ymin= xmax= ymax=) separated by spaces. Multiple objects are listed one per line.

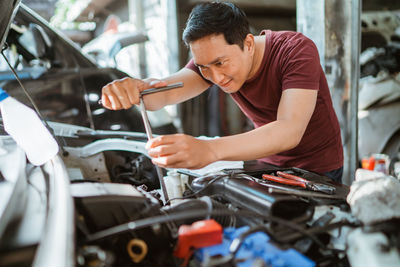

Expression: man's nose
xmin=209 ymin=68 xmax=224 ymax=85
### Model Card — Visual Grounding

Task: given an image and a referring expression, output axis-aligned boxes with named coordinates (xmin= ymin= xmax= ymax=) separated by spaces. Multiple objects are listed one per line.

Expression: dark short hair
xmin=182 ymin=2 xmax=250 ymax=49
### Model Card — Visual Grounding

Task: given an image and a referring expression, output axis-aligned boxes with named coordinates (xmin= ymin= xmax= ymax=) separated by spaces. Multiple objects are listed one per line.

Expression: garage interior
xmin=0 ymin=0 xmax=399 ymax=266
xmin=39 ymin=0 xmax=400 ymax=185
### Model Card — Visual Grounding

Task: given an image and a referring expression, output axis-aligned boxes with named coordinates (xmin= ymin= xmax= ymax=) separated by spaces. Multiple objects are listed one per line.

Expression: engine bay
xmin=58 ymin=124 xmax=399 ymax=267
xmin=0 ymin=123 xmax=399 ymax=267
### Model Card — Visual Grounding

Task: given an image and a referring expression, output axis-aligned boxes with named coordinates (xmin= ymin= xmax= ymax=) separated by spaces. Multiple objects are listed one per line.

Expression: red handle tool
xmin=276 ymin=171 xmax=336 ymax=194
xmin=262 ymin=173 xmax=307 ymax=188
xmin=276 ymin=171 xmax=309 ymax=183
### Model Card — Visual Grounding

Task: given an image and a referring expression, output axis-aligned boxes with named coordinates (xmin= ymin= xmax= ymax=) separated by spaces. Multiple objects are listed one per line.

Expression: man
xmin=101 ymin=2 xmax=344 ymax=182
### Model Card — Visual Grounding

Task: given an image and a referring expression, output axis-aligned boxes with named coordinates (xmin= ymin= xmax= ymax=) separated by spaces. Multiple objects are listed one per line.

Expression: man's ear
xmin=244 ymin=34 xmax=255 ymax=52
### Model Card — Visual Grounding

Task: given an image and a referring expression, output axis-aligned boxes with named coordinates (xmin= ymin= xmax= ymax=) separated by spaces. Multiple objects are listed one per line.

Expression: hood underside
xmin=0 ymin=0 xmax=21 ymax=50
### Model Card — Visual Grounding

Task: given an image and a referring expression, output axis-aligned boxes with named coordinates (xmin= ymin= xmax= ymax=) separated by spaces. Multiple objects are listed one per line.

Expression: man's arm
xmin=210 ymin=88 xmax=318 ymax=160
xmin=101 ymin=68 xmax=210 ymax=111
xmin=147 ymin=88 xmax=317 ymax=169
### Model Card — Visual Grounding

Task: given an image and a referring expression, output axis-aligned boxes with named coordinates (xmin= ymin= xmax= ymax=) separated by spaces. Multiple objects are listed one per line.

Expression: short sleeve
xmin=280 ymin=36 xmax=321 ymax=90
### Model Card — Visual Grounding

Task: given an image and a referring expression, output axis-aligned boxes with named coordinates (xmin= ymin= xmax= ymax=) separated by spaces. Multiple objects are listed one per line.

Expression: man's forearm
xmin=208 ymin=88 xmax=317 ymax=162
xmin=207 ymin=120 xmax=304 ymax=161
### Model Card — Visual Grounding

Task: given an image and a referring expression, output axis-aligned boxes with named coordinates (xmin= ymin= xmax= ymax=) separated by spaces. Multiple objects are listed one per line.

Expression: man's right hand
xmin=101 ymin=77 xmax=167 ymax=110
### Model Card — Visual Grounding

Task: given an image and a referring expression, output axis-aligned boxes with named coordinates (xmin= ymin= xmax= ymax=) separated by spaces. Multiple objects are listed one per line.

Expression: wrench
xmin=138 ymin=82 xmax=184 ymax=203
xmin=139 ymin=97 xmax=169 ymax=203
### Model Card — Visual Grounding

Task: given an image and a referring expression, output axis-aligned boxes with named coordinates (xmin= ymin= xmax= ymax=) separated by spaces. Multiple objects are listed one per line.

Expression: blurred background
xmin=14 ymin=0 xmax=400 ymax=184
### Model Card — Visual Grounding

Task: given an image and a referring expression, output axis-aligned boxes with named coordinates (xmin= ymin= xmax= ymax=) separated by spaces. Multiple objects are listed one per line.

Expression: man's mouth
xmin=220 ymin=79 xmax=232 ymax=88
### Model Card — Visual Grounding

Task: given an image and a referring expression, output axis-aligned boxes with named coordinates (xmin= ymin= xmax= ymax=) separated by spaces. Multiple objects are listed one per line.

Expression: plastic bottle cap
xmin=0 ymin=88 xmax=9 ymax=102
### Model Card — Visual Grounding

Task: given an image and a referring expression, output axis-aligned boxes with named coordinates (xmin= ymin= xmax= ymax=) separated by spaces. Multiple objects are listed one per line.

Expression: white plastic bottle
xmin=0 ymin=88 xmax=59 ymax=166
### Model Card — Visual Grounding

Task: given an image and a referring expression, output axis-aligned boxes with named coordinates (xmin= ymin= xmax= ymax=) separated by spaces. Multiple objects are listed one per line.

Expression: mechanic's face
xmin=190 ymin=34 xmax=256 ymax=93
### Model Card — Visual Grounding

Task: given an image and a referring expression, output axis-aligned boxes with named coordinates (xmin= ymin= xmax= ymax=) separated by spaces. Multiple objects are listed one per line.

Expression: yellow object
xmin=126 ymin=239 xmax=148 ymax=263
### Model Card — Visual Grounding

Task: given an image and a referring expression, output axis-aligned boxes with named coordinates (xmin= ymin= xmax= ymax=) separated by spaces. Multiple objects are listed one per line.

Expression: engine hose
xmin=208 ymin=199 xmax=237 ymax=227
xmin=161 ymin=198 xmax=236 ymax=228
xmin=85 ymin=208 xmax=326 ymax=247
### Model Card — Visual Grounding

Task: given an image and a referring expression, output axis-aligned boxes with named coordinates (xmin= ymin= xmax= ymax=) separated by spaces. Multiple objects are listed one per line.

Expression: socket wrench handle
xmin=99 ymin=82 xmax=184 ymax=104
xmin=139 ymin=97 xmax=169 ymax=203
xmin=140 ymin=82 xmax=184 ymax=96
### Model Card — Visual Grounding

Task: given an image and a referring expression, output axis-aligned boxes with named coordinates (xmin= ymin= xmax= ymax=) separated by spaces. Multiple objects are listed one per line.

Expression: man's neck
xmin=247 ymin=35 xmax=266 ymax=80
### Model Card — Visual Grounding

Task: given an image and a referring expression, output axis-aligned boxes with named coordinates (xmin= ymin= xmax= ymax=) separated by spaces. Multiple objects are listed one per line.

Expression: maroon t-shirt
xmin=186 ymin=30 xmax=343 ymax=173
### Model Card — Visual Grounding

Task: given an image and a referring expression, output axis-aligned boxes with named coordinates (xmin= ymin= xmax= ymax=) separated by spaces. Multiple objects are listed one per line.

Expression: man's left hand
xmin=146 ymin=134 xmax=218 ymax=169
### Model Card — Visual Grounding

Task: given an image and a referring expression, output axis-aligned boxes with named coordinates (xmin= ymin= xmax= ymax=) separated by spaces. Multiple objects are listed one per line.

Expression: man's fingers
xmin=101 ymin=77 xmax=170 ymax=110
xmin=120 ymin=77 xmax=140 ymax=105
xmin=128 ymin=82 xmax=139 ymax=105
xmin=146 ymin=135 xmax=179 ymax=149
xmin=145 ymin=134 xmax=216 ymax=169
xmin=147 ymin=144 xmax=178 ymax=158
xmin=102 ymin=87 xmax=120 ymax=110
xmin=102 ymin=81 xmax=122 ymax=110
xmin=110 ymin=82 xmax=132 ymax=109
xmin=101 ymin=94 xmax=112 ymax=109
xmin=101 ymin=84 xmax=115 ymax=109
xmin=148 ymin=80 xmax=168 ymax=88
xmin=101 ymin=77 xmax=141 ymax=110
xmin=146 ymin=135 xmax=187 ymax=168
xmin=151 ymin=153 xmax=185 ymax=168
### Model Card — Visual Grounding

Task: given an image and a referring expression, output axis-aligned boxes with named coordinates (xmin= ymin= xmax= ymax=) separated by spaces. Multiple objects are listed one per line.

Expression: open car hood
xmin=0 ymin=0 xmax=20 ymax=50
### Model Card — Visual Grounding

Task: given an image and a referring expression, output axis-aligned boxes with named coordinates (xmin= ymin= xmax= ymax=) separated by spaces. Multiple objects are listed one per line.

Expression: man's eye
xmin=215 ymin=61 xmax=223 ymax=66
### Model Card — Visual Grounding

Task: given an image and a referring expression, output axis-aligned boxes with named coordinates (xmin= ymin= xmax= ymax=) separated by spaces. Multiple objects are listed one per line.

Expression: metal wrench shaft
xmin=139 ymin=97 xmax=169 ymax=203
xmin=98 ymin=82 xmax=184 ymax=105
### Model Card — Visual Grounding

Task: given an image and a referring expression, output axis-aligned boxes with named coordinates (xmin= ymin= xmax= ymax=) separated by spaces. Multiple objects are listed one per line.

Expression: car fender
xmin=358 ymin=102 xmax=400 ymax=157
xmin=359 ymin=73 xmax=400 ymax=110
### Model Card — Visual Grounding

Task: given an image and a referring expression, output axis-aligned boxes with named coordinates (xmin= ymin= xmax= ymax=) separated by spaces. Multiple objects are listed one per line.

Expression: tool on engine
xmin=138 ymin=82 xmax=184 ymax=203
xmin=262 ymin=171 xmax=336 ymax=195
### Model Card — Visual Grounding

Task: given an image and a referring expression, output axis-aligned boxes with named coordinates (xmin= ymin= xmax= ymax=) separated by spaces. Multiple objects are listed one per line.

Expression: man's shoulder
xmin=266 ymin=30 xmax=317 ymax=57
xmin=259 ymin=30 xmax=310 ymax=46
xmin=269 ymin=30 xmax=311 ymax=43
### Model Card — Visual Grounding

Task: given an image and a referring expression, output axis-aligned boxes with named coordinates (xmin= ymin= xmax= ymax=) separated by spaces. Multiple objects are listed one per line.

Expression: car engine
xmin=0 ymin=122 xmax=399 ymax=267
xmin=51 ymin=123 xmax=400 ymax=267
